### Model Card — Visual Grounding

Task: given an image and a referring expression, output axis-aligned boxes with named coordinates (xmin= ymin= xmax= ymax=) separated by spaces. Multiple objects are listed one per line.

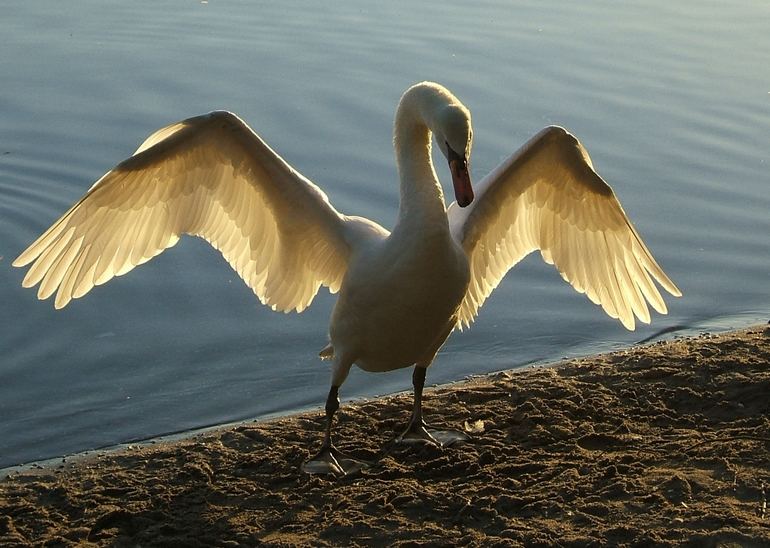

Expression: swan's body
xmin=14 ymin=82 xmax=680 ymax=475
xmin=330 ymin=226 xmax=468 ymax=374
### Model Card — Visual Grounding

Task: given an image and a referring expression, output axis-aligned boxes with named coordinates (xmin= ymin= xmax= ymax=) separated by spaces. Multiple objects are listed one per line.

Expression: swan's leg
xmin=397 ymin=365 xmax=469 ymax=447
xmin=302 ymin=358 xmax=368 ymax=476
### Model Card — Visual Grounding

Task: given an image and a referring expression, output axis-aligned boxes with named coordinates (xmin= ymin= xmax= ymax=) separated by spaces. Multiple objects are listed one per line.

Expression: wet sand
xmin=1 ymin=326 xmax=769 ymax=546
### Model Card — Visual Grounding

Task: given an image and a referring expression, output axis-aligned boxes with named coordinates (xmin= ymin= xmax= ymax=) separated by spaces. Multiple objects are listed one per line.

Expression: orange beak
xmin=447 ymin=145 xmax=473 ymax=207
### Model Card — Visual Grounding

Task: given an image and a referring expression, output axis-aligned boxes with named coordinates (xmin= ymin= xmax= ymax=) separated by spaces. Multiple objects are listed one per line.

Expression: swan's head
xmin=397 ymin=82 xmax=475 ymax=207
xmin=434 ymin=103 xmax=474 ymax=208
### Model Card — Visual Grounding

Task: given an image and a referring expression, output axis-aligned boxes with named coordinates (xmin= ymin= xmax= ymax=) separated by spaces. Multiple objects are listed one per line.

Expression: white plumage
xmin=14 ymin=82 xmax=680 ymax=475
xmin=14 ymin=111 xmax=360 ymax=312
xmin=449 ymin=125 xmax=680 ymax=330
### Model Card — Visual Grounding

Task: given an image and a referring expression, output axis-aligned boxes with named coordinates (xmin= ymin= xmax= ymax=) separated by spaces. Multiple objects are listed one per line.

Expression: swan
xmin=13 ymin=82 xmax=681 ymax=476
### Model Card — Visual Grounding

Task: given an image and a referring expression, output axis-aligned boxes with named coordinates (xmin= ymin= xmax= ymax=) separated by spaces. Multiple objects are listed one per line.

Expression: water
xmin=1 ymin=0 xmax=768 ymax=469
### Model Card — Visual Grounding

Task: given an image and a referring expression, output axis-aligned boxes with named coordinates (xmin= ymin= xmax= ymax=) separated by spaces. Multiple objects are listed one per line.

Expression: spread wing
xmin=14 ymin=111 xmax=358 ymax=311
xmin=448 ymin=126 xmax=681 ymax=330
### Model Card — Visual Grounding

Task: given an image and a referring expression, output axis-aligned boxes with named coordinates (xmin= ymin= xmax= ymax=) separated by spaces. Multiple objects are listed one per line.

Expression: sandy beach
xmin=1 ymin=325 xmax=768 ymax=546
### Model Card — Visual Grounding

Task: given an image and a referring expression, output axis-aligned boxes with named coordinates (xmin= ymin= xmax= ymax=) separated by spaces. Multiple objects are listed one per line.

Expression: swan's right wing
xmin=14 ymin=111 xmax=364 ymax=311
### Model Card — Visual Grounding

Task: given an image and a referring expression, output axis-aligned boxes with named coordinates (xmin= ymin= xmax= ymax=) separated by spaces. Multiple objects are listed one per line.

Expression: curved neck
xmin=393 ymin=86 xmax=448 ymax=229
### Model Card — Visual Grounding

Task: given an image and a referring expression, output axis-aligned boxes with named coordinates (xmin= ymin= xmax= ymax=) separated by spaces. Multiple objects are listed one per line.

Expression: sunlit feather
xmin=448 ymin=126 xmax=681 ymax=330
xmin=14 ymin=111 xmax=361 ymax=312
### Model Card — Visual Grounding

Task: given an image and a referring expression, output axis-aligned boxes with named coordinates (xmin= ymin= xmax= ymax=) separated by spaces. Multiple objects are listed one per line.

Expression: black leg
xmin=302 ymin=385 xmax=369 ymax=476
xmin=397 ymin=366 xmax=469 ymax=447
xmin=320 ymin=385 xmax=340 ymax=450
xmin=412 ymin=366 xmax=426 ymax=425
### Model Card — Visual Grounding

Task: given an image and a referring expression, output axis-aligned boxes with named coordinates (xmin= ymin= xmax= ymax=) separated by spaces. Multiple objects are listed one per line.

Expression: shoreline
xmin=0 ymin=321 xmax=728 ymax=478
xmin=2 ymin=325 xmax=769 ymax=546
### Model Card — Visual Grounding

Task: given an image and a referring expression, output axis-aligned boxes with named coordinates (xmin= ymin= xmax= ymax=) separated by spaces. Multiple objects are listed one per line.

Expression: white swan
xmin=14 ymin=82 xmax=680 ymax=475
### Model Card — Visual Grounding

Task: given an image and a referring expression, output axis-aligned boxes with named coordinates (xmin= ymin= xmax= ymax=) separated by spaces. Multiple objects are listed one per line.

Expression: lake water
xmin=1 ymin=0 xmax=768 ymax=469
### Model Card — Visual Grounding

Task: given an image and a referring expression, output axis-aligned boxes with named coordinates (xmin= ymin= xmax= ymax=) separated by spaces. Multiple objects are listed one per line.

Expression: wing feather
xmin=55 ymin=240 xmax=87 ymax=308
xmin=448 ymin=126 xmax=680 ymax=330
xmin=14 ymin=111 xmax=363 ymax=311
xmin=37 ymin=227 xmax=78 ymax=299
xmin=73 ymin=248 xmax=99 ymax=299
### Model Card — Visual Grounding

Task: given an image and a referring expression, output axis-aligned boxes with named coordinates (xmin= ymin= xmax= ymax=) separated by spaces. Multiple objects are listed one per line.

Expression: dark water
xmin=1 ymin=0 xmax=768 ymax=468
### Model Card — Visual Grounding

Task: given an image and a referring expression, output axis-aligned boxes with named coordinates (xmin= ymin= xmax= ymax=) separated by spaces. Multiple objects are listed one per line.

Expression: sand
xmin=1 ymin=325 xmax=769 ymax=547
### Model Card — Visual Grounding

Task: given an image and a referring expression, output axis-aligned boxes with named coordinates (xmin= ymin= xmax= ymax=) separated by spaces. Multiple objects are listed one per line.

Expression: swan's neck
xmin=393 ymin=90 xmax=447 ymax=229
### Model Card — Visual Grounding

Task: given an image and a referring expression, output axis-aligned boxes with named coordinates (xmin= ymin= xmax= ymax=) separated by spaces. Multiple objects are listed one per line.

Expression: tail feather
xmin=318 ymin=343 xmax=334 ymax=360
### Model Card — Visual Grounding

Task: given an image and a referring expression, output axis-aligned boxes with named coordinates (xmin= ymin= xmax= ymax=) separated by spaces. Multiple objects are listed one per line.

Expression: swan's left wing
xmin=448 ymin=126 xmax=681 ymax=330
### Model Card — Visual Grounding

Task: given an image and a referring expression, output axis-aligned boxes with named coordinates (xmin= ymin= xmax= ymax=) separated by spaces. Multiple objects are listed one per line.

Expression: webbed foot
xmin=397 ymin=419 xmax=469 ymax=447
xmin=302 ymin=443 xmax=369 ymax=476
